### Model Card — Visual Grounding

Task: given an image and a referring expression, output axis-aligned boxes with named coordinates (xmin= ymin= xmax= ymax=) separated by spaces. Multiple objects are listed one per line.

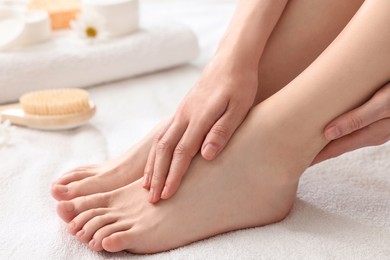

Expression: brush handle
xmin=0 ymin=102 xmax=96 ymax=130
xmin=0 ymin=103 xmax=21 ymax=112
xmin=0 ymin=103 xmax=21 ymax=122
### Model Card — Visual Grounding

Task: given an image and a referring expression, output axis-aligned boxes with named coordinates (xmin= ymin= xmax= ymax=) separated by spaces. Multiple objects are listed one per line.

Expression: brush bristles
xmin=20 ymin=88 xmax=91 ymax=116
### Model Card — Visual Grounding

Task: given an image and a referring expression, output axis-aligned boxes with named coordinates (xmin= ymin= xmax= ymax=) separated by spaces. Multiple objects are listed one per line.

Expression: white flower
xmin=0 ymin=119 xmax=11 ymax=148
xmin=70 ymin=11 xmax=108 ymax=43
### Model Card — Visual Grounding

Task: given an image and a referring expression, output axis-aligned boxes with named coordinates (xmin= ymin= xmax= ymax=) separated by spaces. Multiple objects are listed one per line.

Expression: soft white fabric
xmin=1 ymin=1 xmax=389 ymax=260
xmin=0 ymin=21 xmax=199 ymax=104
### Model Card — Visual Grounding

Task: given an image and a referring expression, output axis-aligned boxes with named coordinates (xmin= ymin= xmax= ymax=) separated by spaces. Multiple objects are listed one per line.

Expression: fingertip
xmin=148 ymin=188 xmax=157 ymax=203
xmin=201 ymin=143 xmax=219 ymax=160
xmin=142 ymin=174 xmax=151 ymax=189
xmin=324 ymin=126 xmax=342 ymax=140
xmin=160 ymin=186 xmax=169 ymax=200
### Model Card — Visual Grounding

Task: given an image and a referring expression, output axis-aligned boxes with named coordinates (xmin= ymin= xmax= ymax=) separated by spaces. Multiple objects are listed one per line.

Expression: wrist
xmin=212 ymin=44 xmax=260 ymax=72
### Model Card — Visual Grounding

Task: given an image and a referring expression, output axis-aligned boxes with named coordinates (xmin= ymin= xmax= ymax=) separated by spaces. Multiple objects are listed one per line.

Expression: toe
xmin=52 ymin=175 xmax=107 ymax=201
xmin=68 ymin=208 xmax=109 ymax=235
xmin=89 ymin=221 xmax=133 ymax=251
xmin=56 ymin=193 xmax=111 ymax=223
xmin=56 ymin=171 xmax=95 ymax=186
xmin=102 ymin=230 xmax=137 ymax=253
xmin=76 ymin=213 xmax=118 ymax=244
xmin=51 ymin=184 xmax=70 ymax=201
xmin=51 ymin=172 xmax=95 ymax=201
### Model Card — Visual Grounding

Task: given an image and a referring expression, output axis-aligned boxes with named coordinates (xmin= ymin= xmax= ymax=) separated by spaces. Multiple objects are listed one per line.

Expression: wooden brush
xmin=0 ymin=88 xmax=96 ymax=130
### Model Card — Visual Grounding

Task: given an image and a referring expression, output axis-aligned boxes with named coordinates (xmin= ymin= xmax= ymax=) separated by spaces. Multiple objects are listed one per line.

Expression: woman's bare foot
xmin=51 ymin=120 xmax=172 ymax=201
xmin=51 ymin=150 xmax=144 ymax=201
xmin=51 ymin=135 xmax=156 ymax=201
xmin=56 ymin=104 xmax=321 ymax=254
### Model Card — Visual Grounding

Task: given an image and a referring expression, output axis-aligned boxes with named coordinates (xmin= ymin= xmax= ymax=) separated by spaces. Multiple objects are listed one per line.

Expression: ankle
xmin=249 ymin=100 xmax=329 ymax=174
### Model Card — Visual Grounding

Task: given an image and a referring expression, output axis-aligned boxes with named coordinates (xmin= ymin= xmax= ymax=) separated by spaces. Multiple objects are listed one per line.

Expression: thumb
xmin=324 ymin=98 xmax=383 ymax=141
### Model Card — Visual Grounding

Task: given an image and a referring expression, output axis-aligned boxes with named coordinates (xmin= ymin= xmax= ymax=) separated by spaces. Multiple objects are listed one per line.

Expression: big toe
xmin=56 ymin=192 xmax=110 ymax=223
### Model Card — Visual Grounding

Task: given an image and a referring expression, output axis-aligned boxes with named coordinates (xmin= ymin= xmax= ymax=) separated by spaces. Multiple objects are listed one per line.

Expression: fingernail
xmin=89 ymin=239 xmax=95 ymax=248
xmin=56 ymin=185 xmax=68 ymax=193
xmin=161 ymin=186 xmax=168 ymax=199
xmin=326 ymin=126 xmax=342 ymax=140
xmin=148 ymin=188 xmax=155 ymax=202
xmin=143 ymin=174 xmax=149 ymax=187
xmin=203 ymin=143 xmax=218 ymax=159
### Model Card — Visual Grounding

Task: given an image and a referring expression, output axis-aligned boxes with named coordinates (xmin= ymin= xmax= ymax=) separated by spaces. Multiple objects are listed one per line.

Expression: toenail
xmin=68 ymin=221 xmax=75 ymax=230
xmin=56 ymin=185 xmax=68 ymax=193
xmin=64 ymin=202 xmax=74 ymax=212
xmin=76 ymin=230 xmax=85 ymax=237
xmin=89 ymin=239 xmax=95 ymax=248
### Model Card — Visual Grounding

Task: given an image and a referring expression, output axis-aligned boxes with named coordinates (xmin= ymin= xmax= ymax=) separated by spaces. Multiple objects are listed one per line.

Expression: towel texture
xmin=0 ymin=22 xmax=199 ymax=104
xmin=1 ymin=1 xmax=389 ymax=260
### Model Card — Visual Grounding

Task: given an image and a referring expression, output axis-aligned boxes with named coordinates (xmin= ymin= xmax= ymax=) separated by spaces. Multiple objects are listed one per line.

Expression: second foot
xmin=51 ymin=144 xmax=147 ymax=201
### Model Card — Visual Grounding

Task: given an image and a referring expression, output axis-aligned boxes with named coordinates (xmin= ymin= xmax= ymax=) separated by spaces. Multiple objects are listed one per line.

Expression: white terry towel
xmin=0 ymin=22 xmax=199 ymax=104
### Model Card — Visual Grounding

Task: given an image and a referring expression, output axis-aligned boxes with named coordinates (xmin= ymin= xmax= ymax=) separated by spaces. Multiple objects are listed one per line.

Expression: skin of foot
xmin=51 ymin=140 xmax=149 ymax=201
xmin=56 ymin=102 xmax=323 ymax=254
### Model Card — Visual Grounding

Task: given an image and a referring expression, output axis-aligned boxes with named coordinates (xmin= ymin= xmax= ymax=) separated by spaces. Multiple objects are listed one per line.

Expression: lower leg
xmin=51 ymin=0 xmax=364 ymax=201
xmin=56 ymin=0 xmax=390 ymax=253
xmin=256 ymin=0 xmax=364 ymax=102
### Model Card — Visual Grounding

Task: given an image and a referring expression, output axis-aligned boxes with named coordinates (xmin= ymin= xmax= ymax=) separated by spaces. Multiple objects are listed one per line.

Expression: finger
xmin=143 ymin=143 xmax=157 ymax=189
xmin=149 ymin=121 xmax=187 ymax=203
xmin=143 ymin=117 xmax=173 ymax=189
xmin=313 ymin=118 xmax=390 ymax=165
xmin=324 ymin=92 xmax=386 ymax=141
xmin=201 ymin=105 xmax=244 ymax=160
xmin=161 ymin=119 xmax=210 ymax=200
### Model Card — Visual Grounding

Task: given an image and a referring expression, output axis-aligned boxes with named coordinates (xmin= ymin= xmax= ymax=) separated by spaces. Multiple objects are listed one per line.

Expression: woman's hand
xmin=143 ymin=55 xmax=259 ymax=203
xmin=142 ymin=0 xmax=288 ymax=203
xmin=313 ymin=82 xmax=390 ymax=164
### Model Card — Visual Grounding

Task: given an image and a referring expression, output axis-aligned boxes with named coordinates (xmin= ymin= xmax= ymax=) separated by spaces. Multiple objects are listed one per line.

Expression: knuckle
xmin=94 ymin=214 xmax=107 ymax=223
xmin=143 ymin=168 xmax=152 ymax=176
xmin=89 ymin=208 xmax=100 ymax=216
xmin=210 ymin=124 xmax=230 ymax=140
xmin=174 ymin=142 xmax=188 ymax=156
xmin=174 ymin=142 xmax=197 ymax=158
xmin=154 ymin=131 xmax=164 ymax=143
xmin=157 ymin=138 xmax=171 ymax=152
xmin=151 ymin=175 xmax=164 ymax=185
xmin=347 ymin=114 xmax=364 ymax=131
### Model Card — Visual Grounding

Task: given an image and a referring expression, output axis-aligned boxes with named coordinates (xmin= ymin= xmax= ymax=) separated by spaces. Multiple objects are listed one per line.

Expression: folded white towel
xmin=0 ymin=22 xmax=199 ymax=104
